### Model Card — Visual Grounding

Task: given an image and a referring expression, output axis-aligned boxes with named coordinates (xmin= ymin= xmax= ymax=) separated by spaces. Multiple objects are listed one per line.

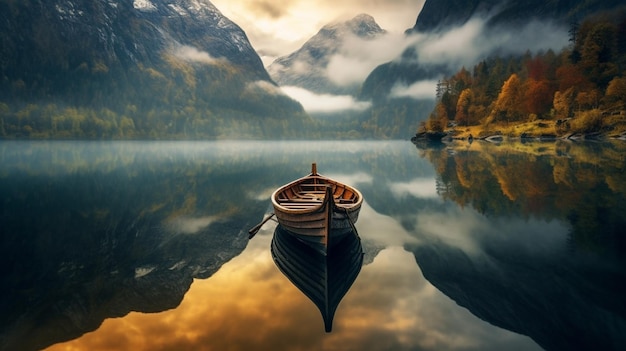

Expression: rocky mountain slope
xmin=0 ymin=0 xmax=307 ymax=139
xmin=410 ymin=0 xmax=626 ymax=33
xmin=267 ymin=14 xmax=386 ymax=95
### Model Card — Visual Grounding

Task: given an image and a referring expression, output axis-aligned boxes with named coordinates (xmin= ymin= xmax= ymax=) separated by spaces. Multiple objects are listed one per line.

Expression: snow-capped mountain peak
xmin=267 ymin=13 xmax=387 ymax=95
xmin=133 ymin=0 xmax=157 ymax=11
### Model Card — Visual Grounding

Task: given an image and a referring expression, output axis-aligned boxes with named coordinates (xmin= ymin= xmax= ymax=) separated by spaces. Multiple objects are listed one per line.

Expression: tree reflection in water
xmin=411 ymin=140 xmax=626 ymax=350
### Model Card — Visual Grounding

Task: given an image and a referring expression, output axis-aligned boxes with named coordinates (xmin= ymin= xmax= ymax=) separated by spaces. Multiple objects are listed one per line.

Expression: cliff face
xmin=0 ymin=0 xmax=307 ymax=138
xmin=410 ymin=0 xmax=626 ymax=32
xmin=409 ymin=0 xmax=495 ymax=33
xmin=0 ymin=0 xmax=269 ymax=92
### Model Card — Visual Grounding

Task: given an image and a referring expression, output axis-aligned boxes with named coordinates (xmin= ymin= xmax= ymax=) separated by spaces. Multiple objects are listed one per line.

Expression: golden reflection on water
xmin=45 ymin=225 xmax=321 ymax=351
xmin=46 ymin=218 xmax=539 ymax=351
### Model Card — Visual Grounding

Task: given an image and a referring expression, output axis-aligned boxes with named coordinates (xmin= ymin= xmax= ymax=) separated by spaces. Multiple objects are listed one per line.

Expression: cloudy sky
xmin=209 ymin=0 xmax=569 ymax=114
xmin=211 ymin=0 xmax=426 ymax=61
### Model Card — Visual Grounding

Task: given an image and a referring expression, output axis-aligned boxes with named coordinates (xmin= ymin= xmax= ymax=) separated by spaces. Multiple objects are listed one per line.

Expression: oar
xmin=248 ymin=213 xmax=275 ymax=239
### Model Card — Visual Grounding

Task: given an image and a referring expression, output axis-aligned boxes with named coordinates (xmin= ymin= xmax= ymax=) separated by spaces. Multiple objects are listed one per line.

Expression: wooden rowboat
xmin=271 ymin=224 xmax=363 ymax=332
xmin=271 ymin=163 xmax=363 ymax=253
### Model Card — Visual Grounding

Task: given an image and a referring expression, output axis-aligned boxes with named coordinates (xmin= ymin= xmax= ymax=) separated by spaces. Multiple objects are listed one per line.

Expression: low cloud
xmin=245 ymin=80 xmax=283 ymax=95
xmin=326 ymin=32 xmax=420 ymax=87
xmin=174 ymin=45 xmax=224 ymax=65
xmin=409 ymin=18 xmax=486 ymax=68
xmin=390 ymin=80 xmax=439 ymax=99
xmin=323 ymin=15 xmax=568 ymax=90
xmin=405 ymin=17 xmax=569 ymax=70
xmin=280 ymin=86 xmax=371 ymax=113
xmin=379 ymin=16 xmax=569 ymax=100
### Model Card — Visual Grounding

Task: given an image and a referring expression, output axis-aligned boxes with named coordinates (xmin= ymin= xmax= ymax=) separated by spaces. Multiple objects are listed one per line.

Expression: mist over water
xmin=1 ymin=140 xmax=624 ymax=351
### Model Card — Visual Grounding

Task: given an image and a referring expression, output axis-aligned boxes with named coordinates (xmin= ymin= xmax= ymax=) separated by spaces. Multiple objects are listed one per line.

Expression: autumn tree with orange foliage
xmin=455 ymin=88 xmax=473 ymax=126
xmin=525 ymin=79 xmax=554 ymax=116
xmin=422 ymin=9 xmax=626 ymax=135
xmin=489 ymin=73 xmax=525 ymax=124
xmin=605 ymin=77 xmax=626 ymax=109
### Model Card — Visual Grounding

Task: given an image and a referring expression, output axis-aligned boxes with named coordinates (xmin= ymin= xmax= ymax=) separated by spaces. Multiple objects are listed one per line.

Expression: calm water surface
xmin=1 ymin=140 xmax=625 ymax=351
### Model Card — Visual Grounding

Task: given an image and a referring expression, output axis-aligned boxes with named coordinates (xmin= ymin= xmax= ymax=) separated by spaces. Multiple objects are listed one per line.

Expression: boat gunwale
xmin=271 ymin=172 xmax=363 ymax=215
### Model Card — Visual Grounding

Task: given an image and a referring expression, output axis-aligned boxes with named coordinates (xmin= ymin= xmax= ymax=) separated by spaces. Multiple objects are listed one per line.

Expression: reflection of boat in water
xmin=271 ymin=224 xmax=363 ymax=332
xmin=271 ymin=163 xmax=363 ymax=253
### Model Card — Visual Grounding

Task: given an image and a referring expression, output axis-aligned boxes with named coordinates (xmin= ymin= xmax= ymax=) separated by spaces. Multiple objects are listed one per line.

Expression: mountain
xmin=0 ymin=0 xmax=308 ymax=139
xmin=409 ymin=240 xmax=626 ymax=351
xmin=410 ymin=0 xmax=626 ymax=33
xmin=365 ymin=0 xmax=626 ymax=101
xmin=267 ymin=14 xmax=386 ymax=95
xmin=356 ymin=0 xmax=626 ymax=138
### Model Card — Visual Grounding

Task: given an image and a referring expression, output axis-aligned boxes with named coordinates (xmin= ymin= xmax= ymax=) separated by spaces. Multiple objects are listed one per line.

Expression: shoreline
xmin=413 ymin=119 xmax=626 ymax=144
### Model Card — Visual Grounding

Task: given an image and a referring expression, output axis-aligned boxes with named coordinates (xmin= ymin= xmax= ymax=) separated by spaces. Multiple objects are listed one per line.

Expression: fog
xmin=321 ymin=15 xmax=569 ymax=92
xmin=407 ymin=17 xmax=570 ymax=70
xmin=384 ymin=16 xmax=569 ymax=100
xmin=245 ymin=80 xmax=283 ymax=95
xmin=390 ymin=80 xmax=439 ymax=99
xmin=325 ymin=32 xmax=420 ymax=87
xmin=280 ymin=86 xmax=372 ymax=114
xmin=267 ymin=13 xmax=570 ymax=110
xmin=174 ymin=45 xmax=226 ymax=65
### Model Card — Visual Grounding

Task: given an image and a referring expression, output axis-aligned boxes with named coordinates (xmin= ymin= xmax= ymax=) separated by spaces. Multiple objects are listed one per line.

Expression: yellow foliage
xmin=91 ymin=61 xmax=109 ymax=74
xmin=163 ymin=54 xmax=197 ymax=89
xmin=570 ymin=109 xmax=603 ymax=133
xmin=494 ymin=167 xmax=518 ymax=201
xmin=144 ymin=67 xmax=166 ymax=80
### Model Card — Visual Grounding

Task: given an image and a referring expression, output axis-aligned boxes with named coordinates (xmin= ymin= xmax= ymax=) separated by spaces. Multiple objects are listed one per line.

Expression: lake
xmin=1 ymin=140 xmax=625 ymax=351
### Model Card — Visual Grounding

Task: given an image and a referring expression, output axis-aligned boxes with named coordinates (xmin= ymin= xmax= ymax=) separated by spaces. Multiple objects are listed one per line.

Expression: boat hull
xmin=271 ymin=165 xmax=362 ymax=253
xmin=273 ymin=204 xmax=360 ymax=250
xmin=271 ymin=224 xmax=363 ymax=332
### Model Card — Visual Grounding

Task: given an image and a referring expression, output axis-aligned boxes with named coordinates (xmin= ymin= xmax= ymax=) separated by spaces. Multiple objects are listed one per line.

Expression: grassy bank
xmin=444 ymin=112 xmax=626 ymax=141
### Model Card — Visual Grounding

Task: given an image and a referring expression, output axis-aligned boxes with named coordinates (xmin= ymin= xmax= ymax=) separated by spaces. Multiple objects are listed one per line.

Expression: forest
xmin=2 ymin=9 xmax=625 ymax=140
xmin=422 ymin=10 xmax=626 ymax=137
xmin=0 ymin=43 xmax=312 ymax=139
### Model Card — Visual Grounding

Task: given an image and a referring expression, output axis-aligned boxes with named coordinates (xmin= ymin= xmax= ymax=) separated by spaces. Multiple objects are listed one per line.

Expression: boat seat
xmin=281 ymin=203 xmax=323 ymax=209
xmin=279 ymin=198 xmax=323 ymax=204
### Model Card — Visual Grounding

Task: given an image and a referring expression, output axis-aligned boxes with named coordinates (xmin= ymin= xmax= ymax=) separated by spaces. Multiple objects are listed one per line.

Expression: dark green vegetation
xmin=358 ymin=62 xmax=437 ymax=138
xmin=0 ymin=0 xmax=309 ymax=139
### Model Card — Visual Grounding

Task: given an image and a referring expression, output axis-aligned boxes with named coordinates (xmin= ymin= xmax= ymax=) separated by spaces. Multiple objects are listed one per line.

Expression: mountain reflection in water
xmin=0 ymin=141 xmax=265 ymax=351
xmin=1 ymin=140 xmax=625 ymax=351
xmin=411 ymin=140 xmax=626 ymax=351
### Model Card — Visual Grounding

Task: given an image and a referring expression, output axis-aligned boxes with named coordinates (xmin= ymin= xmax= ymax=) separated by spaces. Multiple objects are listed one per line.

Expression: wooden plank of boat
xmin=271 ymin=163 xmax=363 ymax=252
xmin=271 ymin=224 xmax=363 ymax=332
